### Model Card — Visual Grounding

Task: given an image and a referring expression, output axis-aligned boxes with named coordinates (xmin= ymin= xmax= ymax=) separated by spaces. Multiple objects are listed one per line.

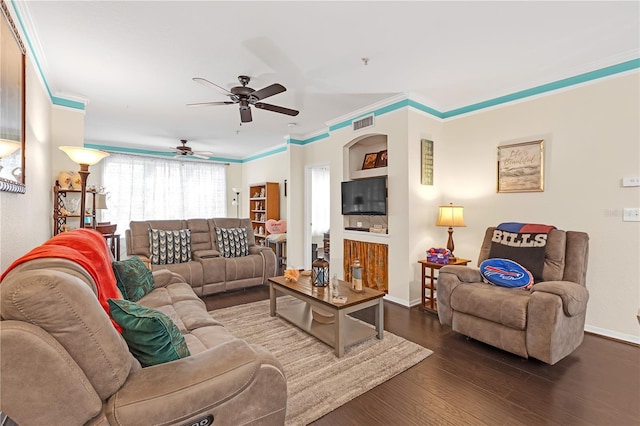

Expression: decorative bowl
xmin=96 ymin=223 xmax=117 ymax=235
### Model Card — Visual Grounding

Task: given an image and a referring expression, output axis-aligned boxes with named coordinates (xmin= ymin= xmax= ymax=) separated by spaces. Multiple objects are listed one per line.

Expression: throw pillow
xmin=108 ymin=298 xmax=190 ymax=367
xmin=266 ymin=219 xmax=287 ymax=234
xmin=149 ymin=228 xmax=191 ymax=264
xmin=480 ymin=258 xmax=534 ymax=289
xmin=214 ymin=227 xmax=249 ymax=258
xmin=112 ymin=256 xmax=155 ymax=302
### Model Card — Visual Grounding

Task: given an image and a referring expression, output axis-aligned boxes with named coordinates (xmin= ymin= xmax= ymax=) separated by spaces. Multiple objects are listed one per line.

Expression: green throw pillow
xmin=112 ymin=256 xmax=155 ymax=302
xmin=108 ymin=298 xmax=190 ymax=367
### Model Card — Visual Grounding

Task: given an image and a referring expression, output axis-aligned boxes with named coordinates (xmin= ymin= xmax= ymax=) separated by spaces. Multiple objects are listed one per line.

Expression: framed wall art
xmin=362 ymin=152 xmax=378 ymax=170
xmin=421 ymin=139 xmax=433 ymax=185
xmin=374 ymin=149 xmax=387 ymax=168
xmin=497 ymin=140 xmax=544 ymax=193
xmin=0 ymin=0 xmax=26 ymax=194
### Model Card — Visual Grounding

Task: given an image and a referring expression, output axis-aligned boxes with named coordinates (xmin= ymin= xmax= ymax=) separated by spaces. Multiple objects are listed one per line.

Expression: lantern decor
xmin=312 ymin=258 xmax=330 ymax=287
xmin=351 ymin=258 xmax=363 ymax=292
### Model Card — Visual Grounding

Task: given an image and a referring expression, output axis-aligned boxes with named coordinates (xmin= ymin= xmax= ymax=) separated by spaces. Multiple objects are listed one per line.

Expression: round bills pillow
xmin=480 ymin=258 xmax=534 ymax=289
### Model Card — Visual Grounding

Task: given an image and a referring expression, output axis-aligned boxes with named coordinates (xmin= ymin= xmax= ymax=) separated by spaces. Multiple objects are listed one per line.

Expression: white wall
xmin=437 ymin=73 xmax=640 ymax=341
xmin=0 ymin=55 xmax=52 ymax=270
xmin=242 ymin=149 xmax=289 ymax=220
xmin=243 ymin=73 xmax=639 ymax=342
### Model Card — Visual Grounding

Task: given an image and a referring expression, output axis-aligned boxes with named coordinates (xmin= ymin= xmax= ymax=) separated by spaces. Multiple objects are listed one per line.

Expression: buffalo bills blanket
xmin=487 ymin=222 xmax=556 ymax=282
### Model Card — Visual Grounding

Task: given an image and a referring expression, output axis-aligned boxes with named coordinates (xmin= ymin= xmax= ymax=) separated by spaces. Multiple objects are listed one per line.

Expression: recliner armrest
xmin=439 ymin=265 xmax=483 ymax=283
xmin=152 ymin=269 xmax=187 ymax=288
xmin=249 ymin=245 xmax=271 ymax=254
xmin=531 ymin=281 xmax=589 ymax=316
xmin=106 ymin=339 xmax=286 ymax=425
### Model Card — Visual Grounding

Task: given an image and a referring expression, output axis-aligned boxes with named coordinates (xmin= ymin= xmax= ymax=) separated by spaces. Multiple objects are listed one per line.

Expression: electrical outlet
xmin=623 ymin=208 xmax=640 ymax=222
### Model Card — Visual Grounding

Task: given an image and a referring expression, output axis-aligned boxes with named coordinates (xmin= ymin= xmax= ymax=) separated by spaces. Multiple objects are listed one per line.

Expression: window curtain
xmin=311 ymin=166 xmax=330 ymax=236
xmin=100 ymin=153 xmax=226 ymax=231
xmin=343 ymin=239 xmax=388 ymax=292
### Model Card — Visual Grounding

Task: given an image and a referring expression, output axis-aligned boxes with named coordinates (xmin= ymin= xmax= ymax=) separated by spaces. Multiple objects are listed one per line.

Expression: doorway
xmin=304 ymin=163 xmax=330 ymax=269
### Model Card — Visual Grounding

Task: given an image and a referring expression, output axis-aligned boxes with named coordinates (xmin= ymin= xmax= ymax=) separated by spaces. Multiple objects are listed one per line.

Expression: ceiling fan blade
xmin=192 ymin=153 xmax=211 ymax=160
xmin=193 ymin=77 xmax=232 ymax=95
xmin=240 ymin=107 xmax=253 ymax=123
xmin=251 ymin=83 xmax=286 ymax=101
xmin=187 ymin=101 xmax=234 ymax=107
xmin=255 ymin=102 xmax=299 ymax=116
xmin=194 ymin=151 xmax=214 ymax=156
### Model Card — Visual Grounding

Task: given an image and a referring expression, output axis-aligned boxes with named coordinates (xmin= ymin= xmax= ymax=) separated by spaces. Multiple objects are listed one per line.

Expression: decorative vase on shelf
xmin=57 ymin=171 xmax=73 ymax=189
xmin=71 ymin=172 xmax=82 ymax=189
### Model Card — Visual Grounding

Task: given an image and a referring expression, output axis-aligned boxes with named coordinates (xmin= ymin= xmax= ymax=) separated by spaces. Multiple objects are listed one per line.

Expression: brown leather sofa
xmin=126 ymin=218 xmax=277 ymax=296
xmin=437 ymin=227 xmax=589 ymax=365
xmin=0 ymin=236 xmax=287 ymax=425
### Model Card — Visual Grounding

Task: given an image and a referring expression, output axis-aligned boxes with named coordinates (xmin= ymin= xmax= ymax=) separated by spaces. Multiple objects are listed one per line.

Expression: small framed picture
xmin=362 ymin=152 xmax=378 ymax=170
xmin=375 ymin=150 xmax=388 ymax=168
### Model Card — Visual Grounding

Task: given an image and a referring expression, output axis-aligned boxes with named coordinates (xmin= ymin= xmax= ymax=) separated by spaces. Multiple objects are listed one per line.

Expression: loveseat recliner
xmin=0 ymin=229 xmax=287 ymax=425
xmin=437 ymin=226 xmax=589 ymax=365
xmin=126 ymin=218 xmax=277 ymax=296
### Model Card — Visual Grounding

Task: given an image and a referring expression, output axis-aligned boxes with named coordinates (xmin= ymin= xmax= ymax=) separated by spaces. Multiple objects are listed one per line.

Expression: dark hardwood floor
xmin=203 ymin=286 xmax=640 ymax=426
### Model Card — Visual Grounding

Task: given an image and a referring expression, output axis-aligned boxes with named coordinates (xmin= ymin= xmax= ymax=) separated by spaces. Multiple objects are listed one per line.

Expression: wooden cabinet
xmin=249 ymin=182 xmax=279 ymax=245
xmin=53 ymin=182 xmax=96 ymax=235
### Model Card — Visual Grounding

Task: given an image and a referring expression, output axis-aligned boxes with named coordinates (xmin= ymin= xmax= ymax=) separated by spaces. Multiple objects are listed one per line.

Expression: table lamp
xmin=59 ymin=146 xmax=109 ymax=228
xmin=436 ymin=203 xmax=466 ymax=261
xmin=0 ymin=139 xmax=20 ymax=173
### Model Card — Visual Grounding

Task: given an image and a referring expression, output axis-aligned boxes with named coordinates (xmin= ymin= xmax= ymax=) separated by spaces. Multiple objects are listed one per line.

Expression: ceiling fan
xmin=188 ymin=75 xmax=299 ymax=123
xmin=172 ymin=139 xmax=213 ymax=160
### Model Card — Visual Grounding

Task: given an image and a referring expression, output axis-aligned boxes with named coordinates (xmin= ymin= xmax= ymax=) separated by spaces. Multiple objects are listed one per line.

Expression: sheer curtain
xmin=311 ymin=165 xmax=330 ymax=236
xmin=100 ymin=153 xmax=226 ymax=230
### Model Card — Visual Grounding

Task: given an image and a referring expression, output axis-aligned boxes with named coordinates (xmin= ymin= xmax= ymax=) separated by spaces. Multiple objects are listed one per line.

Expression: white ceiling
xmin=13 ymin=1 xmax=640 ymax=160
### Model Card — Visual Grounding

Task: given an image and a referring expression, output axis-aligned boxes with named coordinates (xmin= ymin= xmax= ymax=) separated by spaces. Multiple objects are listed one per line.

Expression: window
xmin=100 ymin=153 xmax=226 ymax=230
xmin=311 ymin=165 xmax=330 ymax=236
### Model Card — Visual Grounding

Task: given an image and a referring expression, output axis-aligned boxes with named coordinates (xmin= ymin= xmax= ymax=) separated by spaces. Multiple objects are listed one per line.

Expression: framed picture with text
xmin=497 ymin=140 xmax=544 ymax=193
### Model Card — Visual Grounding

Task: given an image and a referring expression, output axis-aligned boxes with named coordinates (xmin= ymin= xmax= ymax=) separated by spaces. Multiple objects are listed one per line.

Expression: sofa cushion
xmin=450 ymin=282 xmax=531 ymax=330
xmin=480 ymin=258 xmax=533 ymax=289
xmin=214 ymin=227 xmax=249 ymax=258
xmin=112 ymin=256 xmax=155 ymax=302
xmin=108 ymin=298 xmax=190 ymax=367
xmin=149 ymin=228 xmax=191 ymax=264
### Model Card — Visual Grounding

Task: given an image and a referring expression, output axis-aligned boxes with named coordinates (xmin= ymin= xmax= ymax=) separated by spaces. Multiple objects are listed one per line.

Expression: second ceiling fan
xmin=188 ymin=75 xmax=299 ymax=123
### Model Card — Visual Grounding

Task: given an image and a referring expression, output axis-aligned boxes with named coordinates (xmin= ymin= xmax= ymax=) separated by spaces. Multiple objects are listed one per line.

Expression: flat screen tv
xmin=341 ymin=176 xmax=387 ymax=215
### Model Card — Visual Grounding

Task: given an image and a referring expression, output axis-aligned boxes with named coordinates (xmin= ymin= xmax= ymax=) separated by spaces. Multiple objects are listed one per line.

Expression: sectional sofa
xmin=0 ymin=229 xmax=287 ymax=425
xmin=126 ymin=218 xmax=277 ymax=296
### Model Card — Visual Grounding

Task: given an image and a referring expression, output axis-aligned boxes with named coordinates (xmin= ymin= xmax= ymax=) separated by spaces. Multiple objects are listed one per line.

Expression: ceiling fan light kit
xmin=189 ymin=75 xmax=299 ymax=123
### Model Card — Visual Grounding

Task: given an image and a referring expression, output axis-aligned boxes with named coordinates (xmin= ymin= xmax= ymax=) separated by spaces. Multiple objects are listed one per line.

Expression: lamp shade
xmin=94 ymin=193 xmax=108 ymax=209
xmin=59 ymin=146 xmax=109 ymax=165
xmin=436 ymin=204 xmax=466 ymax=227
xmin=0 ymin=139 xmax=20 ymax=157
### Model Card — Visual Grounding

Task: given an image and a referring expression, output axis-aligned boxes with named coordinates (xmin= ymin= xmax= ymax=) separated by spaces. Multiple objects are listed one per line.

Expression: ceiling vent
xmin=352 ymin=115 xmax=374 ymax=131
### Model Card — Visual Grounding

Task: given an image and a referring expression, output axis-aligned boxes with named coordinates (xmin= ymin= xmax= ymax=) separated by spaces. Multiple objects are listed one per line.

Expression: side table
xmin=103 ymin=233 xmax=121 ymax=261
xmin=418 ymin=258 xmax=470 ymax=314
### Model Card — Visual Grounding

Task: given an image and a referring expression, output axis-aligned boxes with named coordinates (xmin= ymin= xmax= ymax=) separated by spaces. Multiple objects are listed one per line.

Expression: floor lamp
xmin=59 ymin=146 xmax=109 ymax=228
xmin=231 ymin=187 xmax=241 ymax=218
xmin=436 ymin=203 xmax=466 ymax=261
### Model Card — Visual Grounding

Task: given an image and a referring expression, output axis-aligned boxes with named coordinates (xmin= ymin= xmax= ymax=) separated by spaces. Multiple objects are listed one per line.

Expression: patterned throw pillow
xmin=149 ymin=228 xmax=191 ymax=264
xmin=214 ymin=227 xmax=249 ymax=258
xmin=112 ymin=256 xmax=155 ymax=302
xmin=108 ymin=298 xmax=190 ymax=367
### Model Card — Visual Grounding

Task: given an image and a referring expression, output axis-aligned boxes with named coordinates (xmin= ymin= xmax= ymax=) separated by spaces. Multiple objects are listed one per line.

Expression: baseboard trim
xmin=584 ymin=325 xmax=639 ymax=346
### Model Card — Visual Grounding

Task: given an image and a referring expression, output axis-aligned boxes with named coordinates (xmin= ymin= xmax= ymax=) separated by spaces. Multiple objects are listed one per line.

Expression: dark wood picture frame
xmin=362 ymin=152 xmax=378 ymax=170
xmin=375 ymin=150 xmax=388 ymax=168
xmin=0 ymin=0 xmax=26 ymax=194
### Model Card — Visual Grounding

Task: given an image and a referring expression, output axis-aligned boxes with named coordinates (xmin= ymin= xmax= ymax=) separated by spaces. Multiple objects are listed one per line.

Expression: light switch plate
xmin=623 ymin=208 xmax=640 ymax=222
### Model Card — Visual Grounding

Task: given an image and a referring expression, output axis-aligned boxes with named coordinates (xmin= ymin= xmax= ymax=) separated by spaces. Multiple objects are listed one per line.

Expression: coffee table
xmin=268 ymin=275 xmax=385 ymax=357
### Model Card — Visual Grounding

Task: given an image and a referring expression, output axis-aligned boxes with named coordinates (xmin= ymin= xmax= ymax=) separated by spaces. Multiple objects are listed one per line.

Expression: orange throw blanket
xmin=1 ymin=228 xmax=123 ymax=332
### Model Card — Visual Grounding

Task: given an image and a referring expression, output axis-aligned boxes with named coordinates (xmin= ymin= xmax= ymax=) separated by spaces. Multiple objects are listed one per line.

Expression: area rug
xmin=209 ymin=296 xmax=433 ymax=425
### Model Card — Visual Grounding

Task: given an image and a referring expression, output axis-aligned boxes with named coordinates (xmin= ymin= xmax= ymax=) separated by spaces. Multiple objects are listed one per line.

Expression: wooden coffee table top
xmin=269 ymin=275 xmax=385 ymax=309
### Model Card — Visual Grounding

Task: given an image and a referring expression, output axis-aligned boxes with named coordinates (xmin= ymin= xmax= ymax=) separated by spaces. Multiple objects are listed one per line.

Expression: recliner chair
xmin=437 ymin=227 xmax=589 ymax=365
